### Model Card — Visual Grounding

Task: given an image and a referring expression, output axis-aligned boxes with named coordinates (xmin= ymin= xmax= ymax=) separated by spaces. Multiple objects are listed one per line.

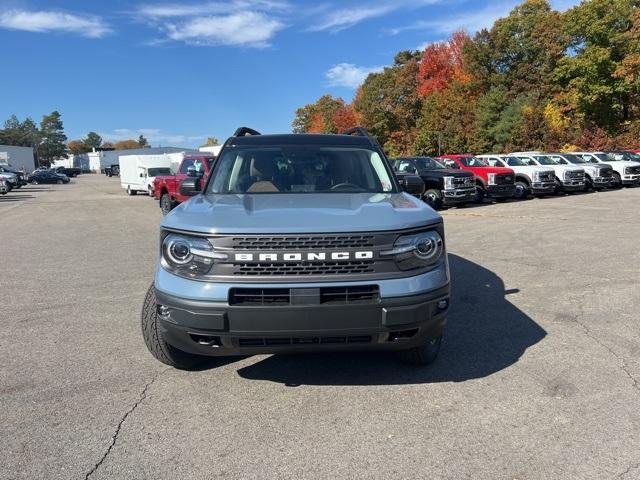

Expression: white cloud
xmin=326 ymin=63 xmax=383 ymax=88
xmin=309 ymin=5 xmax=394 ymax=33
xmin=138 ymin=1 xmax=287 ymax=47
xmin=100 ymin=128 xmax=207 ymax=146
xmin=164 ymin=11 xmax=284 ymax=47
xmin=0 ymin=9 xmax=112 ymax=38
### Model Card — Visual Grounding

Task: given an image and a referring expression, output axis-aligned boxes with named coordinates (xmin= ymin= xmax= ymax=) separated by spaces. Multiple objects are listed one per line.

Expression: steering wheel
xmin=330 ymin=182 xmax=363 ymax=191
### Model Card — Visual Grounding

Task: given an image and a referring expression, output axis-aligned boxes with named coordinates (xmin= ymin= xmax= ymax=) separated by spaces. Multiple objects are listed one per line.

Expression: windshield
xmin=534 ymin=155 xmax=559 ymax=166
xmin=503 ymin=156 xmax=528 ymax=167
xmin=608 ymin=151 xmax=640 ymax=161
xmin=458 ymin=157 xmax=489 ymax=167
xmin=414 ymin=157 xmax=445 ymax=170
xmin=209 ymin=146 xmax=395 ymax=194
xmin=553 ymin=153 xmax=586 ymax=164
xmin=147 ymin=167 xmax=172 ymax=177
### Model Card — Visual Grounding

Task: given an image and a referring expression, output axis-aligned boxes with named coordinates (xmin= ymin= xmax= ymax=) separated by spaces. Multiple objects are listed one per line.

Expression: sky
xmin=0 ymin=0 xmax=580 ymax=148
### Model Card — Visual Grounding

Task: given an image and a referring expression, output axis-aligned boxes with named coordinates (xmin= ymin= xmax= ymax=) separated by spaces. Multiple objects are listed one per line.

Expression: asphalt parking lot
xmin=1 ymin=175 xmax=639 ymax=480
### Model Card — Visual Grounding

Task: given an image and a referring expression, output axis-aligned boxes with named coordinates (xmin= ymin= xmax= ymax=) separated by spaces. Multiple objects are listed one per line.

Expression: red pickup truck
xmin=437 ymin=154 xmax=516 ymax=203
xmin=154 ymin=155 xmax=216 ymax=214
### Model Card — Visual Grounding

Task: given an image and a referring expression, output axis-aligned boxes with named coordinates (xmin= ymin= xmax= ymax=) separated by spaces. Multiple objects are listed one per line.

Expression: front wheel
xmin=514 ymin=181 xmax=529 ymax=200
xmin=422 ymin=189 xmax=443 ymax=210
xmin=397 ymin=335 xmax=442 ymax=365
xmin=141 ymin=285 xmax=203 ymax=369
xmin=473 ymin=185 xmax=485 ymax=204
xmin=160 ymin=193 xmax=174 ymax=215
xmin=126 ymin=185 xmax=137 ymax=196
xmin=612 ymin=172 xmax=622 ymax=188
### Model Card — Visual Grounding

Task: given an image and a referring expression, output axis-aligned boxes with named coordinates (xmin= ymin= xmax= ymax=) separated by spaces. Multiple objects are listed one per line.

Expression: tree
xmin=292 ymin=95 xmax=346 ymax=133
xmin=38 ymin=111 xmax=68 ymax=166
xmin=138 ymin=134 xmax=149 ymax=148
xmin=202 ymin=137 xmax=219 ymax=147
xmin=68 ymin=140 xmax=90 ymax=155
xmin=332 ymin=105 xmax=359 ymax=133
xmin=114 ymin=139 xmax=141 ymax=150
xmin=84 ymin=131 xmax=102 ymax=150
xmin=417 ymin=31 xmax=471 ymax=97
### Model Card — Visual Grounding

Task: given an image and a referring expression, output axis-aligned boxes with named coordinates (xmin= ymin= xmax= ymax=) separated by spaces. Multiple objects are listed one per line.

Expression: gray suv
xmin=142 ymin=128 xmax=451 ymax=369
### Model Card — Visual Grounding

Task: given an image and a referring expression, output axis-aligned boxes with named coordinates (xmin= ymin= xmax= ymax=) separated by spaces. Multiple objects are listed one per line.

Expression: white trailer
xmin=120 ymin=154 xmax=173 ymax=196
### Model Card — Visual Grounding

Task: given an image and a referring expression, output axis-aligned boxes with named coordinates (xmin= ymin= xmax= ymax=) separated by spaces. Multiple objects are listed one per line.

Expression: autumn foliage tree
xmin=417 ymin=31 xmax=471 ymax=97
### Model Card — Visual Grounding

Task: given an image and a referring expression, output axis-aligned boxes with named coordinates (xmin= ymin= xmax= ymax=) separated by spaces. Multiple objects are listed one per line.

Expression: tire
xmin=554 ymin=179 xmax=564 ymax=195
xmin=473 ymin=184 xmax=485 ymax=204
xmin=141 ymin=285 xmax=203 ymax=369
xmin=495 ymin=197 xmax=509 ymax=203
xmin=160 ymin=193 xmax=174 ymax=215
xmin=584 ymin=176 xmax=593 ymax=192
xmin=514 ymin=181 xmax=529 ymax=200
xmin=126 ymin=185 xmax=137 ymax=196
xmin=422 ymin=189 xmax=443 ymax=210
xmin=612 ymin=172 xmax=622 ymax=188
xmin=398 ymin=335 xmax=443 ymax=366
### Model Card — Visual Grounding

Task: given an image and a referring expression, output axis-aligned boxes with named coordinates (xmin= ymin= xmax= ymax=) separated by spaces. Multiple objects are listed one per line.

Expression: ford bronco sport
xmin=142 ymin=127 xmax=451 ymax=369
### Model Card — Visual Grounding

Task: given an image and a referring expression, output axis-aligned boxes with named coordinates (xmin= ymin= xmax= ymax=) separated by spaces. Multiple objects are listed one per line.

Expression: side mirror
xmin=397 ymin=174 xmax=425 ymax=196
xmin=179 ymin=177 xmax=202 ymax=197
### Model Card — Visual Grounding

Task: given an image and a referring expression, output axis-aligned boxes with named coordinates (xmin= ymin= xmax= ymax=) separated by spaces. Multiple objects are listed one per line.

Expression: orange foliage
xmin=308 ymin=113 xmax=326 ymax=133
xmin=417 ymin=31 xmax=471 ymax=97
xmin=332 ymin=105 xmax=359 ymax=133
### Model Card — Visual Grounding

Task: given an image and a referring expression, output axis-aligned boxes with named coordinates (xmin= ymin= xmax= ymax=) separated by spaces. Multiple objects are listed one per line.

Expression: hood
xmin=419 ymin=169 xmax=473 ymax=178
xmin=162 ymin=192 xmax=442 ymax=234
xmin=546 ymin=164 xmax=583 ymax=173
xmin=461 ymin=166 xmax=514 ymax=174
xmin=606 ymin=160 xmax=640 ymax=168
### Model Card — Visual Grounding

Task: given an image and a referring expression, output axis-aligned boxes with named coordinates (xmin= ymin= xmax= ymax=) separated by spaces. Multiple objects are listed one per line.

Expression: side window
xmin=398 ymin=160 xmax=415 ymax=173
xmin=180 ymin=159 xmax=195 ymax=174
xmin=193 ymin=159 xmax=204 ymax=172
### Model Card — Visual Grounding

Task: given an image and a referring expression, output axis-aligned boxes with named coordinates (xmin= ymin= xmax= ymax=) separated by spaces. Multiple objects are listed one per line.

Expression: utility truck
xmin=120 ymin=155 xmax=174 ymax=196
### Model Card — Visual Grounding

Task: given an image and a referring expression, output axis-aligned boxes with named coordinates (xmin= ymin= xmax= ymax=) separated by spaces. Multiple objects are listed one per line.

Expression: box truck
xmin=120 ymin=155 xmax=174 ymax=196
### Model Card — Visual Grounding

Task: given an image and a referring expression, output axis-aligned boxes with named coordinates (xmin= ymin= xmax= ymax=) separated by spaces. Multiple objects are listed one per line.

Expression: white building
xmin=0 ymin=145 xmax=36 ymax=172
xmin=199 ymin=145 xmax=222 ymax=156
xmin=72 ymin=147 xmax=200 ymax=173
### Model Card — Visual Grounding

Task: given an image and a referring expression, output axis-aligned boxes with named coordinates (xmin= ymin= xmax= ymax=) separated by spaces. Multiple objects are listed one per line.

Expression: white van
xmin=120 ymin=155 xmax=173 ymax=196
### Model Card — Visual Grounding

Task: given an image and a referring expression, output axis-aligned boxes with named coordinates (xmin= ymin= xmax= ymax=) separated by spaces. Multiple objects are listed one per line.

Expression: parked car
xmin=477 ymin=154 xmax=555 ymax=199
xmin=437 ymin=154 xmax=516 ymax=203
xmin=575 ymin=152 xmax=640 ymax=187
xmin=54 ymin=166 xmax=81 ymax=178
xmin=28 ymin=170 xmax=70 ymax=184
xmin=153 ymin=155 xmax=216 ymax=214
xmin=104 ymin=164 xmax=120 ymax=177
xmin=392 ymin=156 xmax=475 ymax=209
xmin=545 ymin=153 xmax=613 ymax=190
xmin=0 ymin=164 xmax=27 ymax=188
xmin=142 ymin=126 xmax=446 ymax=369
xmin=511 ymin=153 xmax=585 ymax=193
xmin=0 ymin=178 xmax=7 ymax=195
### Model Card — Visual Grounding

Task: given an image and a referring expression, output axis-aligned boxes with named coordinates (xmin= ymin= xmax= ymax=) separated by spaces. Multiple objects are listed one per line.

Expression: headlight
xmin=381 ymin=230 xmax=444 ymax=271
xmin=532 ymin=171 xmax=541 ymax=181
xmin=488 ymin=173 xmax=497 ymax=185
xmin=444 ymin=176 xmax=454 ymax=189
xmin=625 ymin=167 xmax=632 ymax=175
xmin=161 ymin=233 xmax=227 ymax=276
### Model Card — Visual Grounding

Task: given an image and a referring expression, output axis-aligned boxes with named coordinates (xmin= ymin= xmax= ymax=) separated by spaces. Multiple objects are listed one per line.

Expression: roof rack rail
xmin=233 ymin=127 xmax=261 ymax=137
xmin=341 ymin=127 xmax=371 ymax=138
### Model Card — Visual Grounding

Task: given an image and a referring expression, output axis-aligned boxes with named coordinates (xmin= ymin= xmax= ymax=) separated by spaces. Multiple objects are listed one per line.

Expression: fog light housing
xmin=437 ymin=299 xmax=449 ymax=311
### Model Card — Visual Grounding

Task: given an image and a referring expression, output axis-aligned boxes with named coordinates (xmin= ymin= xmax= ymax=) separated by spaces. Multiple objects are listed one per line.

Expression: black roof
xmin=230 ymin=133 xmax=374 ymax=148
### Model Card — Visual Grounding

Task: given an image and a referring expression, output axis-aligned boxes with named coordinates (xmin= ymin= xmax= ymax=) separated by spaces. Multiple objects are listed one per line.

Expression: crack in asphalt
xmin=616 ymin=461 xmax=640 ymax=479
xmin=83 ymin=368 xmax=168 ymax=479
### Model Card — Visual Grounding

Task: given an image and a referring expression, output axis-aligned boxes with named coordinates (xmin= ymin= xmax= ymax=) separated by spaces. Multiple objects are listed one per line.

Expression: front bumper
xmin=531 ymin=181 xmax=555 ymax=195
xmin=155 ymin=285 xmax=449 ymax=356
xmin=486 ymin=184 xmax=516 ymax=198
xmin=443 ymin=187 xmax=475 ymax=204
xmin=622 ymin=174 xmax=640 ymax=185
xmin=561 ymin=180 xmax=585 ymax=191
xmin=154 ymin=262 xmax=450 ymax=356
xmin=592 ymin=177 xmax=612 ymax=188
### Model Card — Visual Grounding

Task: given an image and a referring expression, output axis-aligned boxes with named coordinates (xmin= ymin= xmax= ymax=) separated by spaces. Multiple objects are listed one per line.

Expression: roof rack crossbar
xmin=233 ymin=127 xmax=261 ymax=137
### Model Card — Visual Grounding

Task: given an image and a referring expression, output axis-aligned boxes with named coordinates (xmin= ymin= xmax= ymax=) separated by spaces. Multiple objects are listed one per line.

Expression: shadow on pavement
xmin=0 ymin=195 xmax=34 ymax=202
xmin=232 ymin=254 xmax=546 ymax=386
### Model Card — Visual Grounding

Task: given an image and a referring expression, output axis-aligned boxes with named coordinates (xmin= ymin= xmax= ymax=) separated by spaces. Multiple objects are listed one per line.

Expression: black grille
xmin=229 ymin=288 xmax=290 ymax=305
xmin=320 ymin=285 xmax=379 ymax=305
xmin=229 ymin=286 xmax=379 ymax=306
xmin=235 ymin=261 xmax=374 ymax=276
xmin=566 ymin=170 xmax=584 ymax=180
xmin=453 ymin=176 xmax=474 ymax=188
xmin=231 ymin=235 xmax=375 ymax=250
xmin=539 ymin=172 xmax=555 ymax=182
xmin=599 ymin=168 xmax=613 ymax=177
xmin=496 ymin=174 xmax=515 ymax=185
xmin=626 ymin=166 xmax=640 ymax=175
xmin=238 ymin=336 xmax=372 ymax=347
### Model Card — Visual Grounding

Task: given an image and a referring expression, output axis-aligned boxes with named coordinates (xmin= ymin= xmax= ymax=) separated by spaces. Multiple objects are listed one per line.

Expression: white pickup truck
xmin=478 ymin=154 xmax=555 ymax=199
xmin=577 ymin=152 xmax=640 ymax=187
xmin=545 ymin=153 xmax=613 ymax=190
xmin=511 ymin=152 xmax=585 ymax=193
